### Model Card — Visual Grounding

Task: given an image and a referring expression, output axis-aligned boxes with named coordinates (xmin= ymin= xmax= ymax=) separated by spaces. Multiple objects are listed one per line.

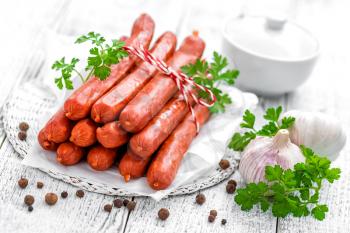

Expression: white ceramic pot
xmin=222 ymin=14 xmax=320 ymax=96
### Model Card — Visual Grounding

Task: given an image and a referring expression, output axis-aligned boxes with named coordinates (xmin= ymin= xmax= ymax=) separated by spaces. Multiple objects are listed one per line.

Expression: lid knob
xmin=266 ymin=13 xmax=287 ymax=31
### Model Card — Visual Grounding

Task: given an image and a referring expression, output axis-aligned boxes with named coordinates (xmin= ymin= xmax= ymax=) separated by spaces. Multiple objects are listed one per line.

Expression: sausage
xmin=91 ymin=32 xmax=177 ymax=123
xmin=118 ymin=149 xmax=152 ymax=182
xmin=129 ymin=95 xmax=193 ymax=159
xmin=119 ymin=33 xmax=205 ymax=132
xmin=56 ymin=142 xmax=85 ymax=165
xmin=96 ymin=121 xmax=129 ymax=148
xmin=70 ymin=119 xmax=97 ymax=147
xmin=37 ymin=108 xmax=73 ymax=151
xmin=87 ymin=145 xmax=118 ymax=171
xmin=147 ymin=105 xmax=210 ymax=190
xmin=64 ymin=14 xmax=155 ymax=120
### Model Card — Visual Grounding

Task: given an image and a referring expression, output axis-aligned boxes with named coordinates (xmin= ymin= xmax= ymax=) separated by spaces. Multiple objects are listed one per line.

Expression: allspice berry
xmin=76 ymin=190 xmax=84 ymax=198
xmin=221 ymin=219 xmax=227 ymax=225
xmin=126 ymin=201 xmax=136 ymax=211
xmin=123 ymin=199 xmax=129 ymax=206
xmin=19 ymin=122 xmax=29 ymax=131
xmin=18 ymin=178 xmax=28 ymax=189
xmin=28 ymin=206 xmax=33 ymax=212
xmin=24 ymin=195 xmax=35 ymax=206
xmin=37 ymin=181 xmax=44 ymax=189
xmin=45 ymin=193 xmax=58 ymax=205
xmin=61 ymin=191 xmax=68 ymax=199
xmin=158 ymin=208 xmax=170 ymax=221
xmin=227 ymin=179 xmax=237 ymax=186
xmin=219 ymin=159 xmax=230 ymax=170
xmin=104 ymin=204 xmax=112 ymax=212
xmin=18 ymin=131 xmax=27 ymax=141
xmin=113 ymin=199 xmax=123 ymax=208
xmin=208 ymin=215 xmax=215 ymax=222
xmin=195 ymin=193 xmax=206 ymax=205
xmin=210 ymin=209 xmax=217 ymax=217
xmin=226 ymin=183 xmax=236 ymax=194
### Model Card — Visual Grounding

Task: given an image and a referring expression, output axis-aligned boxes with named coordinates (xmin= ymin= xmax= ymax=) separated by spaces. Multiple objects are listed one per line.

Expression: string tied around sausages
xmin=123 ymin=45 xmax=216 ymax=133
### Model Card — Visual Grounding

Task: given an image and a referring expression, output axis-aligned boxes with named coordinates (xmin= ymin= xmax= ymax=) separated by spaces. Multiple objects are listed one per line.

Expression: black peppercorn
xmin=19 ymin=122 xmax=29 ymax=131
xmin=18 ymin=131 xmax=27 ymax=141
xmin=195 ymin=193 xmax=206 ymax=205
xmin=123 ymin=199 xmax=129 ymax=206
xmin=18 ymin=178 xmax=28 ymax=189
xmin=61 ymin=191 xmax=68 ymax=199
xmin=113 ymin=199 xmax=123 ymax=208
xmin=226 ymin=183 xmax=236 ymax=194
xmin=227 ymin=179 xmax=237 ymax=186
xmin=158 ymin=208 xmax=170 ymax=220
xmin=208 ymin=215 xmax=215 ymax=222
xmin=76 ymin=190 xmax=84 ymax=198
xmin=24 ymin=195 xmax=35 ymax=206
xmin=28 ymin=206 xmax=33 ymax=212
xmin=104 ymin=204 xmax=112 ymax=212
xmin=126 ymin=201 xmax=136 ymax=211
xmin=45 ymin=193 xmax=58 ymax=205
xmin=210 ymin=209 xmax=217 ymax=217
xmin=37 ymin=181 xmax=44 ymax=189
xmin=221 ymin=219 xmax=227 ymax=225
xmin=219 ymin=159 xmax=230 ymax=170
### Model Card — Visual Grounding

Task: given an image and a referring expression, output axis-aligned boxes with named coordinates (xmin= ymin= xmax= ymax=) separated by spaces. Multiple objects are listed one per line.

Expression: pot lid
xmin=223 ymin=14 xmax=319 ymax=61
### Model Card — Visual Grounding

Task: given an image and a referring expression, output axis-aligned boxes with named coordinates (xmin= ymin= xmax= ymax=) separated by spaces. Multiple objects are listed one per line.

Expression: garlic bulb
xmin=282 ymin=110 xmax=346 ymax=160
xmin=239 ymin=129 xmax=304 ymax=183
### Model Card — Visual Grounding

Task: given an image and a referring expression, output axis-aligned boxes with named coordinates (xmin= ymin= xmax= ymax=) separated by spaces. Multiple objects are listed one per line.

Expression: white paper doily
xmin=1 ymin=81 xmax=243 ymax=197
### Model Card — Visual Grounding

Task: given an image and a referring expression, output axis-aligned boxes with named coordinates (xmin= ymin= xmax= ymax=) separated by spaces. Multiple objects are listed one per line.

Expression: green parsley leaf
xmin=240 ymin=110 xmax=256 ymax=129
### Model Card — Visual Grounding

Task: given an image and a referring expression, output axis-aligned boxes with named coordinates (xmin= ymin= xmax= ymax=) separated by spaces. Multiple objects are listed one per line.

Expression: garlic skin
xmin=282 ymin=110 xmax=346 ymax=160
xmin=239 ymin=129 xmax=305 ymax=183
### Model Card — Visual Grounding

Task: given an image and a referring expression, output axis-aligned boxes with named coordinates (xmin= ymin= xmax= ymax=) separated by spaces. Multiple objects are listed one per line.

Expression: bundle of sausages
xmin=37 ymin=14 xmax=211 ymax=190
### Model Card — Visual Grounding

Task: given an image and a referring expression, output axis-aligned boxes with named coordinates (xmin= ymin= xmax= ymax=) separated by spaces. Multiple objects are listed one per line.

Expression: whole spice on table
xmin=208 ymin=215 xmax=215 ymax=222
xmin=37 ymin=181 xmax=44 ymax=189
xmin=45 ymin=193 xmax=58 ymax=205
xmin=18 ymin=178 xmax=28 ymax=189
xmin=195 ymin=193 xmax=206 ymax=205
xmin=113 ymin=199 xmax=123 ymax=208
xmin=126 ymin=201 xmax=136 ymax=211
xmin=226 ymin=183 xmax=236 ymax=194
xmin=18 ymin=131 xmax=27 ymax=141
xmin=158 ymin=208 xmax=170 ymax=221
xmin=104 ymin=204 xmax=112 ymax=212
xmin=61 ymin=191 xmax=68 ymax=199
xmin=28 ymin=206 xmax=33 ymax=212
xmin=76 ymin=190 xmax=84 ymax=198
xmin=227 ymin=179 xmax=237 ymax=186
xmin=123 ymin=199 xmax=129 ymax=206
xmin=210 ymin=209 xmax=217 ymax=217
xmin=19 ymin=122 xmax=29 ymax=131
xmin=221 ymin=219 xmax=227 ymax=225
xmin=24 ymin=195 xmax=35 ymax=206
xmin=219 ymin=159 xmax=230 ymax=170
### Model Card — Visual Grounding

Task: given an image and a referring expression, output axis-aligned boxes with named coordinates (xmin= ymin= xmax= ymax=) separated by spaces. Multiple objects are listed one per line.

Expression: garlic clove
xmin=239 ymin=129 xmax=305 ymax=183
xmin=282 ymin=110 xmax=346 ymax=160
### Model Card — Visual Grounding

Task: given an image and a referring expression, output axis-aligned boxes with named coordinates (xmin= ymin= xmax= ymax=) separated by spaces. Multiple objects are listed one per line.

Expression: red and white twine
xmin=123 ymin=45 xmax=216 ymax=132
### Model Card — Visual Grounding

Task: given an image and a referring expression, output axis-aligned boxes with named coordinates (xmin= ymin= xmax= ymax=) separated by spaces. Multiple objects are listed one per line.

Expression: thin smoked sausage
xmin=147 ymin=105 xmax=210 ymax=190
xmin=91 ymin=32 xmax=177 ymax=123
xmin=96 ymin=121 xmax=129 ymax=148
xmin=70 ymin=119 xmax=97 ymax=147
xmin=129 ymin=94 xmax=193 ymax=159
xmin=87 ymin=145 xmax=118 ymax=171
xmin=64 ymin=14 xmax=155 ymax=120
xmin=38 ymin=108 xmax=73 ymax=151
xmin=119 ymin=33 xmax=205 ymax=133
xmin=56 ymin=142 xmax=84 ymax=165
xmin=118 ymin=149 xmax=152 ymax=182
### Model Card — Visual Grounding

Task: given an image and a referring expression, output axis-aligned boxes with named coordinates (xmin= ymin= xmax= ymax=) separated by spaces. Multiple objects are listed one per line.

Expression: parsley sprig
xmin=52 ymin=32 xmax=128 ymax=90
xmin=229 ymin=106 xmax=295 ymax=151
xmin=234 ymin=146 xmax=341 ymax=220
xmin=181 ymin=52 xmax=239 ymax=113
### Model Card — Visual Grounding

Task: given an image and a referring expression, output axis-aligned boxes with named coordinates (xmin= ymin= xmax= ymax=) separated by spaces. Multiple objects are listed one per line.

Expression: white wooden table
xmin=0 ymin=0 xmax=349 ymax=232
